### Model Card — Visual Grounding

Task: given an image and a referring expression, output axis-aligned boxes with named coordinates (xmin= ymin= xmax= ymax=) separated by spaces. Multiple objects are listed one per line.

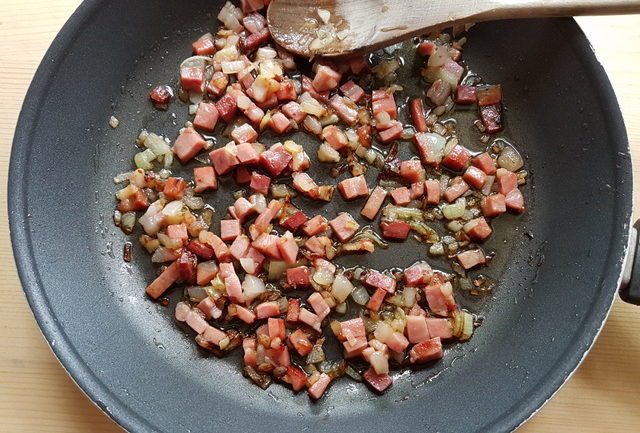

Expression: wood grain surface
xmin=0 ymin=2 xmax=639 ymax=432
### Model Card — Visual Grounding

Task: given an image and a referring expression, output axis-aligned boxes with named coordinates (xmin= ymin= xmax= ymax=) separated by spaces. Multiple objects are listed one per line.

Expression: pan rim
xmin=7 ymin=1 xmax=633 ymax=432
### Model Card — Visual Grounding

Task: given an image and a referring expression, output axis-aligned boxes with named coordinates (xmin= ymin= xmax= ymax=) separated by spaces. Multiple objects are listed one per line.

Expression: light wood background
xmin=0 ymin=1 xmax=639 ymax=432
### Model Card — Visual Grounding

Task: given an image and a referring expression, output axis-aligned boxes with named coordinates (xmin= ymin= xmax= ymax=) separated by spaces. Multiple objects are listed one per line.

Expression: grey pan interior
xmin=8 ymin=0 xmax=632 ymax=432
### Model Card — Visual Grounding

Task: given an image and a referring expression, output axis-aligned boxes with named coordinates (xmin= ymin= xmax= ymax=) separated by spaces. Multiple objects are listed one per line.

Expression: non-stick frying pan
xmin=8 ymin=0 xmax=639 ymax=432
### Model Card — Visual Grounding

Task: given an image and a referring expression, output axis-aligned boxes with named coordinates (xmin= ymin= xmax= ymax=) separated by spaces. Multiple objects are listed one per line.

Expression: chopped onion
xmin=427 ymin=45 xmax=451 ymax=67
xmin=351 ymin=286 xmax=370 ymax=305
xmin=498 ymin=145 xmax=524 ymax=171
xmin=442 ymin=198 xmax=466 ymax=220
xmin=331 ymin=274 xmax=354 ymax=303
xmin=242 ymin=275 xmax=267 ymax=301
xmin=134 ymin=149 xmax=156 ymax=170
xmin=317 ymin=142 xmax=341 ymax=163
xmin=481 ymin=175 xmax=495 ymax=196
xmin=268 ymin=261 xmax=287 ymax=281
xmin=373 ymin=321 xmax=393 ymax=343
xmin=313 ymin=269 xmax=334 ymax=286
xmin=369 ymin=351 xmax=389 ymax=374
xmin=303 ymin=115 xmax=322 ymax=135
xmin=120 ymin=212 xmax=136 ymax=234
xmin=402 ymin=286 xmax=418 ymax=307
xmin=187 ymin=286 xmax=208 ymax=302
xmin=317 ymin=8 xmax=331 ymax=24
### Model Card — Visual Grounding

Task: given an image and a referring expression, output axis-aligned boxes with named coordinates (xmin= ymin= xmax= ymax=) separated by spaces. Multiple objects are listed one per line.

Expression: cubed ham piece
xmin=243 ymin=338 xmax=257 ymax=365
xmin=230 ymin=235 xmax=251 ymax=260
xmin=409 ymin=337 xmax=443 ymax=363
xmin=289 ymin=328 xmax=313 ymax=356
xmin=442 ymin=59 xmax=464 ymax=84
xmin=390 ymin=187 xmax=411 ymax=206
xmin=342 ymin=337 xmax=368 ymax=358
xmin=404 ymin=263 xmax=433 ymax=287
xmin=363 ymin=368 xmax=392 ymax=393
xmin=282 ymin=366 xmax=307 ymax=392
xmin=236 ymin=305 xmax=256 ymax=324
xmin=380 ymin=221 xmax=411 ymax=240
xmin=442 ymin=145 xmax=472 ymax=171
xmin=242 ymin=247 xmax=265 ymax=274
xmin=254 ymin=199 xmax=283 ymax=232
xmin=149 ymin=85 xmax=172 ymax=105
xmin=464 ymin=217 xmax=492 ymax=241
xmin=482 ymin=193 xmax=506 ymax=217
xmin=505 ymin=188 xmax=525 ymax=212
xmin=202 ymin=326 xmax=227 ymax=347
xmin=372 ymin=90 xmax=397 ymax=119
xmin=176 ymin=250 xmax=198 ymax=283
xmin=193 ymin=166 xmax=217 ymax=192
xmin=233 ymin=197 xmax=256 ymax=221
xmin=479 ymin=104 xmax=503 ymax=133
xmin=366 ymin=288 xmax=387 ymax=312
xmin=386 ymin=332 xmax=409 ymax=353
xmin=174 ymin=127 xmax=205 ymax=163
xmin=241 ymin=0 xmax=265 ymax=13
xmin=231 ymin=124 xmax=258 ymax=144
xmin=252 ymin=233 xmax=282 ymax=259
xmin=378 ymin=121 xmax=403 ymax=143
xmin=180 ymin=66 xmax=205 ymax=92
xmin=207 ymin=71 xmax=229 ymax=97
xmin=215 ymin=94 xmax=237 ymax=122
xmin=195 ymin=297 xmax=217 ymax=321
xmin=411 ymin=181 xmax=425 ymax=200
xmin=338 ymin=175 xmax=369 ymax=200
xmin=224 ymin=274 xmax=245 ymax=304
xmin=426 ymin=317 xmax=453 ymax=339
xmin=218 ymin=262 xmax=235 ymax=280
xmin=477 ymin=85 xmax=502 ymax=106
xmin=400 ymin=160 xmax=426 ymax=183
xmin=235 ymin=165 xmax=252 ymax=186
xmin=361 ymin=186 xmax=387 ymax=220
xmin=424 ymin=280 xmax=456 ymax=316
xmin=304 ymin=236 xmax=325 ymax=256
xmin=424 ymin=179 xmax=441 ymax=205
xmin=312 ymin=64 xmax=342 ymax=92
xmin=277 ymin=231 xmax=299 ymax=264
xmin=279 ymin=212 xmax=307 ymax=234
xmin=410 ymin=98 xmax=428 ymax=132
xmin=339 ymin=318 xmax=366 ymax=341
xmin=364 ymin=270 xmax=396 ymax=294
xmin=455 ymin=85 xmax=477 ymax=104
xmin=196 ymin=261 xmax=219 ymax=285
xmin=286 ymin=298 xmax=300 ymax=322
xmin=209 ymin=143 xmax=239 ymax=175
xmin=255 ymin=301 xmax=281 ymax=319
xmin=307 ymin=373 xmax=332 ymax=400
xmin=413 ymin=132 xmax=444 ymax=167
xmin=356 ymin=124 xmax=372 ymax=147
xmin=276 ymin=79 xmax=297 ymax=101
xmin=303 ymin=215 xmax=328 ymax=236
xmin=298 ymin=308 xmax=321 ymax=332
xmin=496 ymin=168 xmax=518 ymax=195
xmin=118 ymin=189 xmax=149 ymax=213
xmin=193 ymin=103 xmax=219 ymax=131
xmin=235 ymin=142 xmax=260 ymax=164
xmin=444 ymin=178 xmax=470 ymax=202
xmin=162 ymin=177 xmax=187 ymax=200
xmin=185 ymin=309 xmax=208 ymax=334
xmin=406 ymin=315 xmax=430 ymax=343
xmin=287 ymin=266 xmax=310 ymax=287
xmin=241 ymin=27 xmax=270 ymax=51
xmin=249 ymin=172 xmax=271 ymax=195
xmin=427 ymin=79 xmax=451 ymax=106
xmin=302 ymin=75 xmax=329 ymax=102
xmin=463 ymin=166 xmax=487 ymax=189
xmin=268 ymin=318 xmax=286 ymax=341
xmin=292 ymin=171 xmax=320 ymax=197
xmin=200 ymin=231 xmax=231 ymax=261
xmin=281 ymin=101 xmax=306 ymax=123
xmin=456 ymin=248 xmax=486 ymax=270
xmin=340 ymin=80 xmax=365 ymax=103
xmin=167 ymin=223 xmax=188 ymax=242
xmin=473 ymin=152 xmax=497 ymax=175
xmin=269 ymin=111 xmax=292 ymax=134
xmin=259 ymin=143 xmax=292 ymax=176
xmin=329 ymin=95 xmax=358 ymax=125
xmin=329 ymin=213 xmax=360 ymax=242
xmin=308 ymin=292 xmax=330 ymax=320
xmin=220 ymin=219 xmax=242 ymax=241
xmin=348 ymin=55 xmax=369 ymax=74
xmin=145 ymin=261 xmax=180 ymax=299
xmin=322 ymin=125 xmax=348 ymax=150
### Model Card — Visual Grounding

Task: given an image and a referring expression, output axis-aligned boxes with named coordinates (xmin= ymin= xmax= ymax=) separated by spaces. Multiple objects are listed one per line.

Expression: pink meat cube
xmin=250 ymin=172 xmax=271 ymax=195
xmin=254 ymin=199 xmax=283 ymax=232
xmin=390 ymin=187 xmax=411 ymax=205
xmin=505 ymin=188 xmax=525 ymax=213
xmin=322 ymin=125 xmax=348 ymax=150
xmin=496 ymin=168 xmax=518 ymax=195
xmin=230 ymin=235 xmax=251 ymax=260
xmin=281 ymin=101 xmax=307 ymax=123
xmin=236 ymin=305 xmax=256 ymax=324
xmin=286 ymin=266 xmax=310 ymax=287
xmin=167 ymin=223 xmax=188 ymax=242
xmin=360 ymin=186 xmax=387 ymax=220
xmin=215 ymin=94 xmax=237 ymax=122
xmin=456 ymin=249 xmax=486 ymax=270
xmin=424 ymin=280 xmax=457 ymax=316
xmin=410 ymin=182 xmax=425 ymax=199
xmin=444 ymin=178 xmax=470 ymax=202
xmin=482 ymin=193 xmax=506 ymax=217
xmin=425 ymin=179 xmax=441 ymax=205
xmin=372 ymin=90 xmax=397 ymax=119
xmin=180 ymin=67 xmax=205 ymax=92
xmin=386 ymin=332 xmax=409 ymax=353
xmin=473 ymin=152 xmax=497 ymax=175
xmin=269 ymin=111 xmax=291 ymax=134
xmin=268 ymin=318 xmax=286 ymax=341
xmin=366 ymin=288 xmax=387 ymax=312
xmin=193 ymin=102 xmax=219 ymax=131
xmin=442 ymin=145 xmax=472 ymax=171
xmin=303 ymin=215 xmax=328 ymax=236
xmin=378 ymin=121 xmax=403 ymax=143
xmin=312 ymin=64 xmax=342 ymax=92
xmin=202 ymin=326 xmax=226 ymax=346
xmin=463 ymin=166 xmax=487 ymax=189
xmin=464 ymin=217 xmax=492 ymax=241
xmin=329 ymin=95 xmax=358 ymax=125
xmin=338 ymin=175 xmax=369 ymax=200
xmin=218 ymin=262 xmax=235 ymax=280
xmin=209 ymin=144 xmax=239 ymax=175
xmin=329 ymin=213 xmax=360 ymax=242
xmin=236 ymin=142 xmax=260 ymax=164
xmin=255 ymin=301 xmax=281 ymax=319
xmin=409 ymin=337 xmax=443 ymax=364
xmin=308 ymin=292 xmax=330 ymax=320
xmin=404 ymin=263 xmax=433 ymax=286
xmin=400 ymin=160 xmax=426 ymax=183
xmin=340 ymin=80 xmax=365 ymax=103
xmin=174 ymin=127 xmax=205 ymax=163
xmin=364 ymin=270 xmax=396 ymax=294
xmin=224 ymin=274 xmax=245 ymax=304
xmin=259 ymin=143 xmax=292 ymax=176
xmin=406 ymin=315 xmax=430 ymax=343
xmin=425 ymin=317 xmax=453 ymax=339
xmin=298 ymin=308 xmax=321 ymax=332
xmin=380 ymin=221 xmax=411 ymax=240
xmin=307 ymin=373 xmax=332 ymax=400
xmin=196 ymin=261 xmax=219 ymax=286
xmin=231 ymin=124 xmax=258 ymax=144
xmin=363 ymin=368 xmax=393 ymax=393
xmin=276 ymin=231 xmax=299 ymax=264
xmin=252 ymin=233 xmax=282 ymax=260
xmin=197 ymin=297 xmax=218 ymax=320
xmin=276 ymin=79 xmax=297 ymax=101
xmin=280 ymin=211 xmax=308 ymax=232
xmin=200 ymin=232 xmax=231 ymax=261
xmin=220 ymin=219 xmax=242 ymax=242
xmin=193 ymin=166 xmax=217 ymax=192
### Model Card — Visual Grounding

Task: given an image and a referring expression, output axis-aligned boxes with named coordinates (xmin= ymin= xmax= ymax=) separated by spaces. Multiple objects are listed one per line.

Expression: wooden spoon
xmin=267 ymin=0 xmax=640 ymax=57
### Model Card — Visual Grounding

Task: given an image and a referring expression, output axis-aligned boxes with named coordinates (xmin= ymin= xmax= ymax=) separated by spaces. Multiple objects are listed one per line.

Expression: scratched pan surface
xmin=9 ymin=0 xmax=632 ymax=432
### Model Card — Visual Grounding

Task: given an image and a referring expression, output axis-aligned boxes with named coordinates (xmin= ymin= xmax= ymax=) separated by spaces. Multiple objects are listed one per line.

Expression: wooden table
xmin=1 ymin=2 xmax=639 ymax=431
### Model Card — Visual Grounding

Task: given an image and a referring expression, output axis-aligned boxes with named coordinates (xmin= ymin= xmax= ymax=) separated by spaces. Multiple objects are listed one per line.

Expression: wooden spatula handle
xmin=484 ymin=0 xmax=640 ymax=19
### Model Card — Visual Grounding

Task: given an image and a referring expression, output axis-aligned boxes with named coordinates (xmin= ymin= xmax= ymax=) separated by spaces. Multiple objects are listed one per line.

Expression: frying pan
xmin=8 ymin=0 xmax=640 ymax=432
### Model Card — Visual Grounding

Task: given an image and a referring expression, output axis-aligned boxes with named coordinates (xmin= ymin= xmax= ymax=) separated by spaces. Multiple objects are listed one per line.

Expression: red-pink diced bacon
xmin=236 ymin=305 xmax=256 ymax=324
xmin=280 ymin=211 xmax=308 ymax=232
xmin=180 ymin=66 xmax=205 ymax=92
xmin=196 ymin=260 xmax=219 ymax=286
xmin=424 ymin=279 xmax=456 ymax=316
xmin=231 ymin=124 xmax=258 ymax=144
xmin=348 ymin=56 xmax=369 ymax=74
xmin=202 ymin=325 xmax=227 ymax=347
xmin=276 ymin=79 xmax=297 ymax=101
xmin=442 ymin=144 xmax=472 ymax=171
xmin=386 ymin=332 xmax=409 ymax=353
xmin=186 ymin=309 xmax=209 ymax=334
xmin=340 ymin=80 xmax=365 ymax=103
xmin=175 ymin=301 xmax=191 ymax=322
xmin=380 ymin=221 xmax=411 ymax=240
xmin=242 ymin=27 xmax=271 ymax=52
xmin=364 ymin=270 xmax=396 ymax=294
xmin=411 ymin=182 xmax=425 ymax=200
xmin=292 ymin=171 xmax=319 ymax=197
xmin=343 ymin=337 xmax=369 ymax=359
xmin=259 ymin=143 xmax=292 ymax=176
xmin=413 ymin=133 xmax=440 ymax=167
xmin=312 ymin=64 xmax=342 ymax=92
xmin=329 ymin=213 xmax=360 ymax=242
xmin=167 ymin=224 xmax=188 ymax=242
xmin=464 ymin=217 xmax=492 ymax=241
xmin=242 ymin=12 xmax=266 ymax=33
xmin=443 ymin=59 xmax=464 ymax=83
xmin=496 ymin=168 xmax=518 ymax=195
xmin=241 ymin=0 xmax=265 ymax=13
xmin=303 ymin=215 xmax=328 ymax=236
xmin=174 ymin=127 xmax=205 ymax=163
xmin=322 ymin=125 xmax=348 ymax=150
xmin=209 ymin=143 xmax=240 ymax=175
xmin=270 ymin=345 xmax=291 ymax=367
xmin=243 ymin=247 xmax=265 ymax=274
xmin=338 ymin=175 xmax=369 ymax=200
xmin=277 ymin=231 xmax=299 ymax=264
xmin=286 ymin=266 xmax=310 ymax=287
xmin=378 ymin=121 xmax=403 ymax=143
xmin=302 ymin=75 xmax=329 ymax=102
xmin=400 ymin=160 xmax=426 ymax=183
xmin=372 ymin=90 xmax=397 ymax=120
xmin=289 ymin=150 xmax=310 ymax=172
xmin=218 ymin=262 xmax=235 ymax=280
xmin=243 ymin=337 xmax=257 ymax=365
xmin=252 ymin=233 xmax=282 ymax=259
xmin=406 ymin=315 xmax=430 ymax=343
xmin=299 ymin=308 xmax=322 ymax=332
xmin=390 ymin=187 xmax=411 ymax=206
xmin=194 ymin=166 xmax=218 ymax=192
xmin=269 ymin=111 xmax=292 ymax=134
xmin=304 ymin=236 xmax=325 ymax=256
xmin=329 ymin=95 xmax=358 ymax=125
xmin=220 ymin=219 xmax=242 ymax=241
xmin=230 ymin=235 xmax=251 ymax=260
xmin=360 ymin=186 xmax=388 ymax=220
xmin=444 ymin=178 xmax=470 ymax=202
xmin=366 ymin=288 xmax=386 ymax=312
xmin=363 ymin=367 xmax=392 ymax=393
xmin=482 ymin=193 xmax=506 ymax=217
xmin=193 ymin=102 xmax=219 ymax=132
xmin=224 ymin=273 xmax=245 ymax=304
xmin=215 ymin=94 xmax=237 ymax=122
xmin=409 ymin=337 xmax=443 ymax=364
xmin=463 ymin=166 xmax=487 ymax=189
xmin=236 ymin=142 xmax=260 ymax=164
xmin=427 ymin=79 xmax=451 ymax=106
xmin=200 ymin=231 xmax=231 ymax=262
xmin=250 ymin=172 xmax=271 ymax=195
xmin=233 ymin=197 xmax=256 ymax=222
xmin=281 ymin=101 xmax=307 ymax=123
xmin=340 ymin=318 xmax=367 ymax=357
xmin=268 ymin=318 xmax=286 ymax=341
xmin=254 ymin=199 xmax=283 ymax=232
xmin=308 ymin=292 xmax=331 ymax=320
xmin=197 ymin=297 xmax=221 ymax=320
xmin=426 ymin=317 xmax=453 ymax=339
xmin=424 ymin=179 xmax=441 ymax=205
xmin=207 ymin=71 xmax=229 ymax=97
xmin=255 ymin=301 xmax=281 ymax=319
xmin=308 ymin=373 xmax=332 ymax=400
xmin=313 ymin=258 xmax=336 ymax=275
xmin=505 ymin=188 xmax=525 ymax=212
xmin=473 ymin=152 xmax=497 ymax=175
xmin=456 ymin=248 xmax=486 ymax=270
xmin=230 ymin=88 xmax=265 ymax=125
xmin=404 ymin=263 xmax=433 ymax=287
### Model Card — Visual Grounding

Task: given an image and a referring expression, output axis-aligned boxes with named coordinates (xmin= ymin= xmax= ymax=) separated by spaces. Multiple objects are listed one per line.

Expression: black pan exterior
xmin=8 ymin=1 xmax=632 ymax=432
